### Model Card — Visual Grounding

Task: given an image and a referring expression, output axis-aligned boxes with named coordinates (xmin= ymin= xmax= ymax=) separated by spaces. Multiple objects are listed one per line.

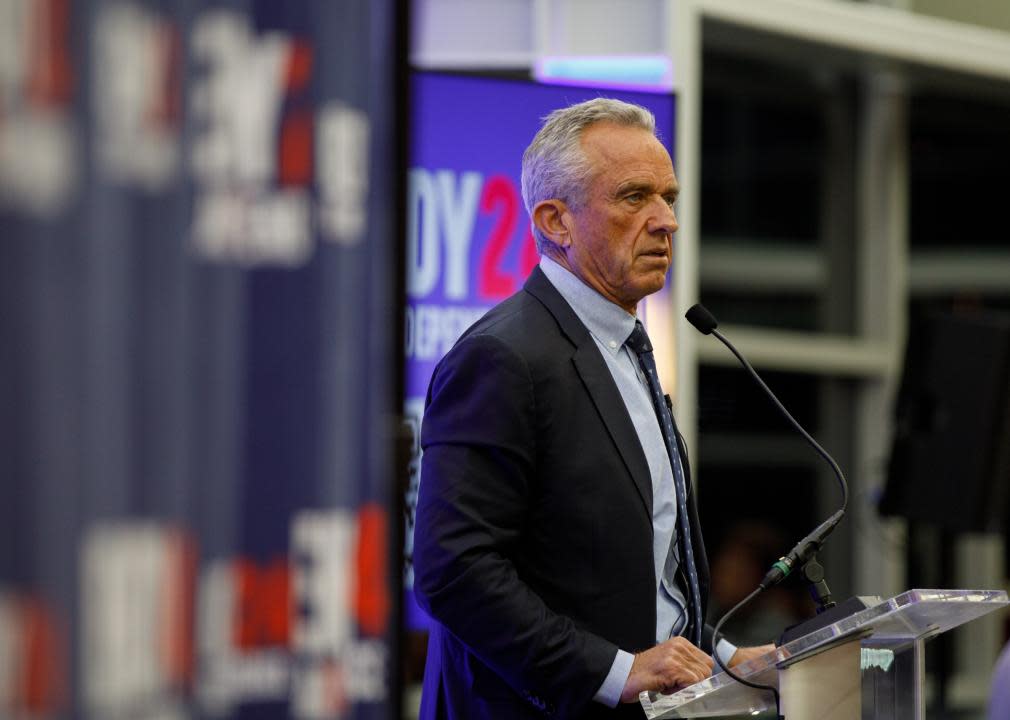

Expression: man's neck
xmin=539 ymin=248 xmax=638 ymax=316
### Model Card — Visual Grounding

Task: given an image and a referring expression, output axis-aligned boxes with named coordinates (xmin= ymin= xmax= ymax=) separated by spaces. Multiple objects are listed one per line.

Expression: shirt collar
xmin=539 ymin=255 xmax=637 ymax=355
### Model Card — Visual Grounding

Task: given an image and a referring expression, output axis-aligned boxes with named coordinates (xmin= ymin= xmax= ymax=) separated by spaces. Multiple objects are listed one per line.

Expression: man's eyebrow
xmin=616 ymin=180 xmax=679 ymax=197
xmin=616 ymin=181 xmax=657 ymax=194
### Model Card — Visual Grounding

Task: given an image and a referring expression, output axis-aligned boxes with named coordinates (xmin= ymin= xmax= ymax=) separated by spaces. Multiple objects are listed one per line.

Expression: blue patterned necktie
xmin=625 ymin=320 xmax=703 ymax=647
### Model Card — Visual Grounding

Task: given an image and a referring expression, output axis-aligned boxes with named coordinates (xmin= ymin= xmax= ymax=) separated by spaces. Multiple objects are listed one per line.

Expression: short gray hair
xmin=521 ymin=98 xmax=657 ymax=252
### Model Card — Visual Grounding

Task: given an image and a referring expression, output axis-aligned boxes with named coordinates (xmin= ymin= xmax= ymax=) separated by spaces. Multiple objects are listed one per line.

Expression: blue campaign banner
xmin=404 ymin=71 xmax=676 ymax=629
xmin=0 ymin=1 xmax=400 ymax=718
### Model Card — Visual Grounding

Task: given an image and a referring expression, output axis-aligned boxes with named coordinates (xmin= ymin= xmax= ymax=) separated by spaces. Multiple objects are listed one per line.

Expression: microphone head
xmin=686 ymin=304 xmax=718 ymax=335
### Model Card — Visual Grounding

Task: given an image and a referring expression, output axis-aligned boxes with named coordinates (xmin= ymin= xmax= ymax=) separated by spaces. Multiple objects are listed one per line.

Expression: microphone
xmin=685 ymin=304 xmax=718 ymax=335
xmin=685 ymin=303 xmax=848 ymax=589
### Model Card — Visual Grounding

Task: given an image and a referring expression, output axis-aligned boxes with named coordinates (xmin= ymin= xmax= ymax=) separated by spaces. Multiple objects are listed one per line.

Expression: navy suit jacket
xmin=413 ymin=267 xmax=711 ymax=719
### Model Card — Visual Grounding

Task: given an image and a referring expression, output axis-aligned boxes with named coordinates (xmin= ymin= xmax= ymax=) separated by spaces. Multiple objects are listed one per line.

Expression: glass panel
xmin=699 ymin=41 xmax=860 ymax=336
xmin=640 ymin=589 xmax=1008 ymax=719
xmin=697 ymin=366 xmax=846 ymax=619
xmin=860 ymin=638 xmax=924 ymax=720
xmin=698 ymin=367 xmax=818 ymax=435
xmin=909 ymin=94 xmax=1010 ymax=250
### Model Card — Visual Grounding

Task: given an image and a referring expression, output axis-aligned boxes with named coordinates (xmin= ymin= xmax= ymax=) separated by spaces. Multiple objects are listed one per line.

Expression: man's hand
xmin=727 ymin=644 xmax=776 ymax=669
xmin=620 ymin=637 xmax=714 ymax=702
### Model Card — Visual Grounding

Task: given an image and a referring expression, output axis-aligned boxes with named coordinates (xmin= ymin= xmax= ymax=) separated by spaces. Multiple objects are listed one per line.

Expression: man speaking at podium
xmin=414 ymin=98 xmax=768 ymax=719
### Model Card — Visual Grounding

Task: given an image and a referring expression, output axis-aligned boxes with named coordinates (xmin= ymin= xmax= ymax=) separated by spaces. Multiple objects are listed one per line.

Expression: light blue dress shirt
xmin=539 ymin=256 xmax=735 ymax=707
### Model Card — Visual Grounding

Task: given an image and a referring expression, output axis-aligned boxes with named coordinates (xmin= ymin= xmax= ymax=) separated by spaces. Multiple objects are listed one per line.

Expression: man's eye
xmin=625 ymin=193 xmax=643 ymax=203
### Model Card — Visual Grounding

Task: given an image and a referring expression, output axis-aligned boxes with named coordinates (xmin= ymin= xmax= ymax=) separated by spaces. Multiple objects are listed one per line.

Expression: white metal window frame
xmin=671 ymin=2 xmax=1010 ymax=708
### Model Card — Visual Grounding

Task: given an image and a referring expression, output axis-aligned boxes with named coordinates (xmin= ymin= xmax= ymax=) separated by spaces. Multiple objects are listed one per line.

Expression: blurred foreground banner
xmin=0 ymin=1 xmax=400 ymax=718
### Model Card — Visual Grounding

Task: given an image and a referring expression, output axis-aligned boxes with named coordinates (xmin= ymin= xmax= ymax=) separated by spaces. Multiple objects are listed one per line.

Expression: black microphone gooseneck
xmin=685 ymin=303 xmax=850 ymax=719
xmin=685 ymin=303 xmax=849 ymax=587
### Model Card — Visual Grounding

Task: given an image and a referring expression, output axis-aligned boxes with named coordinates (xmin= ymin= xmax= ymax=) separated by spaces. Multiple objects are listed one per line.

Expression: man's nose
xmin=649 ymin=200 xmax=678 ymax=235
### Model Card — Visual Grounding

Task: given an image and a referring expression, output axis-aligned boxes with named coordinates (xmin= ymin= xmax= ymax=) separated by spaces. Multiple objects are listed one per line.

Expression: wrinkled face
xmin=564 ymin=123 xmax=679 ymax=314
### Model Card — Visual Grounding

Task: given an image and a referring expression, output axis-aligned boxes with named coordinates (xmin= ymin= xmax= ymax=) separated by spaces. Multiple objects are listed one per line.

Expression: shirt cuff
xmin=593 ymin=649 xmax=635 ymax=707
xmin=715 ymin=638 xmax=737 ymax=668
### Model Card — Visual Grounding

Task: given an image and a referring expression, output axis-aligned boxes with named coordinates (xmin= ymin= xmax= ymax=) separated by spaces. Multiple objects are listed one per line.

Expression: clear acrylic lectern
xmin=640 ymin=589 xmax=1008 ymax=720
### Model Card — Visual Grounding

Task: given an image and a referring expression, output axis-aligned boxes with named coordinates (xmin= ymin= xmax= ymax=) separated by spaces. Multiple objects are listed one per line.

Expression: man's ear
xmin=531 ymin=199 xmax=572 ymax=251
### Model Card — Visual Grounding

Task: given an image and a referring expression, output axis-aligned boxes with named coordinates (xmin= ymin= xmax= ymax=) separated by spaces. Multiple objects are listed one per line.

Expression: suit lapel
xmin=572 ymin=347 xmax=653 ymax=517
xmin=524 ymin=268 xmax=653 ymax=518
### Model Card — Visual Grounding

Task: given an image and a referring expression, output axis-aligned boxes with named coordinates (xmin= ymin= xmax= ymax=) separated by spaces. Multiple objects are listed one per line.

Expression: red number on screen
xmin=478 ymin=175 xmax=518 ymax=299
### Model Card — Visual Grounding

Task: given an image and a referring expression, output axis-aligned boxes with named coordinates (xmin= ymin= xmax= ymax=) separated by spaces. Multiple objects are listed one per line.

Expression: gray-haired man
xmin=414 ymin=98 xmax=769 ymax=719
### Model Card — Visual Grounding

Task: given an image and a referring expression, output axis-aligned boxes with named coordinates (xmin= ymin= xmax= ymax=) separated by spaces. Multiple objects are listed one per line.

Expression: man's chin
xmin=626 ymin=277 xmax=668 ymax=308
xmin=634 ymin=256 xmax=670 ymax=280
xmin=639 ymin=273 xmax=668 ymax=296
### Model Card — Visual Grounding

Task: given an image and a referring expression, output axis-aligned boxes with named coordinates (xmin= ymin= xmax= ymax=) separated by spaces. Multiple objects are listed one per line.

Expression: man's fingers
xmin=664 ymin=637 xmax=714 ymax=672
xmin=654 ymin=638 xmax=713 ymax=690
xmin=620 ymin=638 xmax=715 ymax=702
xmin=728 ymin=643 xmax=776 ymax=668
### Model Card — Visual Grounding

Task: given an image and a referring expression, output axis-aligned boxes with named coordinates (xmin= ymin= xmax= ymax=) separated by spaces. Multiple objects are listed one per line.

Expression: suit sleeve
xmin=413 ymin=332 xmax=619 ymax=717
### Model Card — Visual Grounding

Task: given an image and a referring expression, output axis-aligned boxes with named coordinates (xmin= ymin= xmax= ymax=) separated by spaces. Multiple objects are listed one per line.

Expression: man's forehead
xmin=581 ymin=124 xmax=673 ymax=169
xmin=578 ymin=124 xmax=676 ymax=191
